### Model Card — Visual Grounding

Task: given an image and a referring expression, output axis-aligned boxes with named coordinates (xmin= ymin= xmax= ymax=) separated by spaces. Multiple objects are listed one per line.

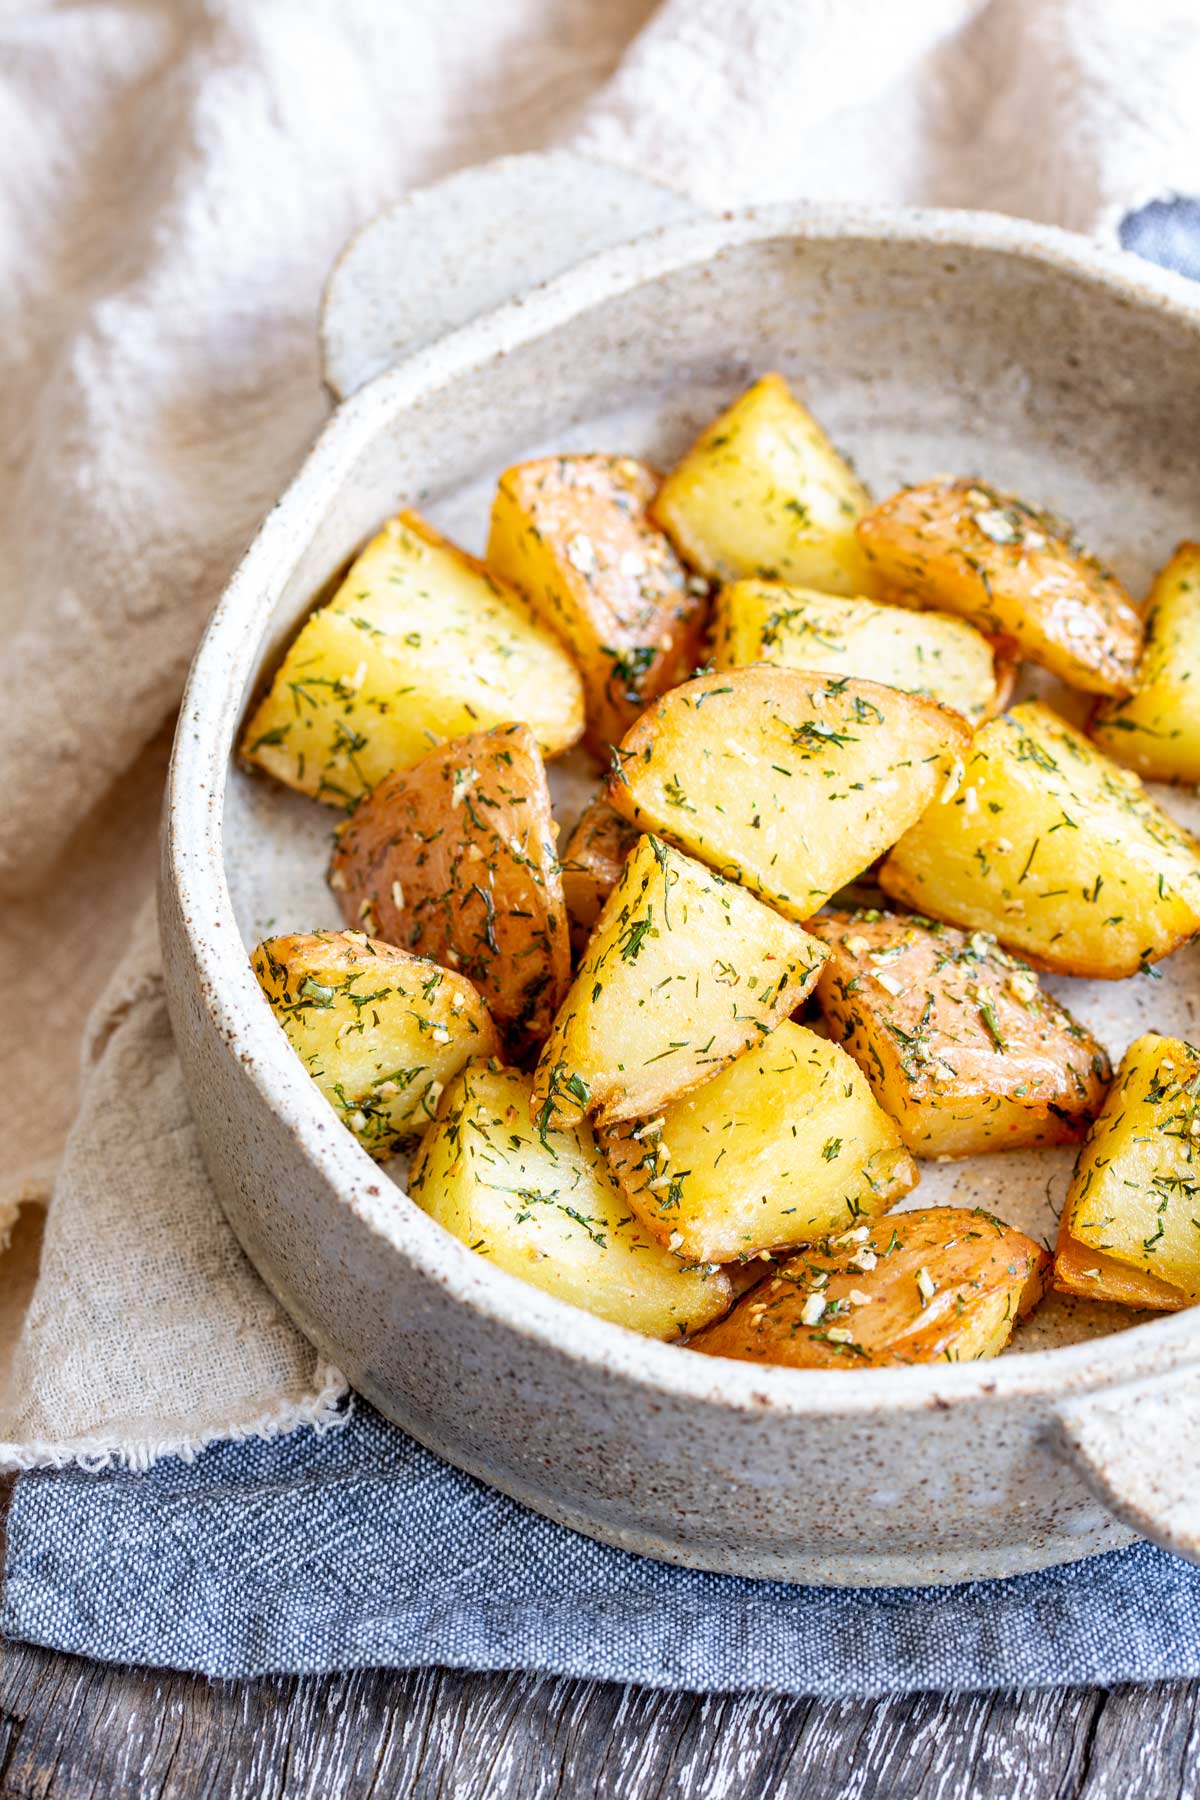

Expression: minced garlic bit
xmin=391 ymin=880 xmax=405 ymax=912
xmin=875 ymin=972 xmax=904 ymax=997
xmin=1082 ymin=1267 xmax=1102 ymax=1280
xmin=834 ymin=1225 xmax=871 ymax=1246
xmin=430 ymin=1025 xmax=451 ymax=1045
xmin=347 ymin=1110 xmax=368 ymax=1133
xmin=800 ymin=1294 xmax=826 ymax=1326
xmin=849 ymin=1248 xmax=877 ymax=1273
xmin=848 ymin=1289 xmax=874 ymax=1307
xmin=826 ymin=1327 xmax=854 ymax=1345
xmin=1007 ymin=969 xmax=1038 ymax=1004
xmin=668 ymin=1230 xmax=684 ymax=1252
xmin=916 ymin=1266 xmax=937 ymax=1302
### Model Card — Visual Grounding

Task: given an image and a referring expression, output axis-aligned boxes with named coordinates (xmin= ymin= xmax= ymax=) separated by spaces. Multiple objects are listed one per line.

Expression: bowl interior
xmin=221 ymin=217 xmax=1200 ymax=1361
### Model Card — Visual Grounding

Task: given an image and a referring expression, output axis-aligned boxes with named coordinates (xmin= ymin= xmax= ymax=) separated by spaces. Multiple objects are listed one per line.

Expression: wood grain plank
xmin=0 ymin=1642 xmax=1193 ymax=1800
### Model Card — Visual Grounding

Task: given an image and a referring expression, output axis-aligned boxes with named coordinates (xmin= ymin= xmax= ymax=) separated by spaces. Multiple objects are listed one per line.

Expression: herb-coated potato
xmin=650 ymin=374 xmax=877 ymax=596
xmin=856 ymin=479 xmax=1142 ymax=696
xmin=560 ymin=796 xmax=641 ymax=956
xmin=1092 ymin=542 xmax=1200 ymax=783
xmin=251 ymin=931 xmax=498 ymax=1158
xmin=597 ymin=1019 xmax=917 ymax=1264
xmin=712 ymin=581 xmax=1005 ymax=725
xmin=329 ymin=723 xmax=569 ymax=1059
xmin=810 ymin=910 xmax=1110 ymax=1157
xmin=1055 ymin=1034 xmax=1200 ymax=1307
xmin=408 ymin=1062 xmax=734 ymax=1338
xmin=691 ymin=1207 xmax=1048 ymax=1368
xmin=880 ymin=700 xmax=1200 ymax=978
xmin=606 ymin=667 xmax=971 ymax=922
xmin=487 ymin=455 xmax=709 ymax=757
xmin=531 ymin=834 xmax=826 ymax=1134
xmin=241 ymin=511 xmax=584 ymax=805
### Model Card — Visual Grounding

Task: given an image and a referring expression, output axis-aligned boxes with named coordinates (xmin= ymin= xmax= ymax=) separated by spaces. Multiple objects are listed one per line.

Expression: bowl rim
xmin=166 ymin=198 xmax=1200 ymax=1422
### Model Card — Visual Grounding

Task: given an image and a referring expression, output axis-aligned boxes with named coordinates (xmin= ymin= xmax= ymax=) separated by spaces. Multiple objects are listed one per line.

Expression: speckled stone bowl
xmin=162 ymin=191 xmax=1200 ymax=1585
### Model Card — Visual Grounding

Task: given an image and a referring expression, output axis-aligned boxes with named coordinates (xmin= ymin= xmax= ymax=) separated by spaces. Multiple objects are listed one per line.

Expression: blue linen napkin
xmin=6 ymin=199 xmax=1200 ymax=1690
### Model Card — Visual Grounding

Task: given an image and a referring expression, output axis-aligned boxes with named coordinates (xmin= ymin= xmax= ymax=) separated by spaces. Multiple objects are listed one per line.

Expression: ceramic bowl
xmin=162 ymin=188 xmax=1200 ymax=1585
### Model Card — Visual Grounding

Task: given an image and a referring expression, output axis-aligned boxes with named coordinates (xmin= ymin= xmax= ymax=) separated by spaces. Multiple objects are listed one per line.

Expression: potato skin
xmin=597 ymin=1019 xmax=916 ymax=1264
xmin=241 ymin=511 xmax=584 ymax=806
xmin=691 ymin=1207 xmax=1048 ymax=1368
xmin=1092 ymin=542 xmax=1200 ymax=783
xmin=1057 ymin=1033 xmax=1200 ymax=1305
xmin=560 ymin=796 xmax=641 ymax=957
xmin=408 ymin=1061 xmax=734 ymax=1339
xmin=650 ymin=374 xmax=877 ymax=595
xmin=1052 ymin=1216 xmax=1186 ymax=1312
xmin=329 ymin=723 xmax=569 ymax=1060
xmin=606 ymin=666 xmax=971 ymax=922
xmin=713 ymin=580 xmax=1005 ymax=724
xmin=530 ymin=834 xmax=827 ymax=1134
xmin=487 ymin=455 xmax=709 ymax=758
xmin=810 ymin=910 xmax=1110 ymax=1157
xmin=856 ymin=479 xmax=1142 ymax=696
xmin=251 ymin=930 xmax=498 ymax=1158
xmin=880 ymin=700 xmax=1200 ymax=979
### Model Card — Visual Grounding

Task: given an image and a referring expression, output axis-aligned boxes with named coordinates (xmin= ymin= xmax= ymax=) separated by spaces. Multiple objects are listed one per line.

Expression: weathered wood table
xmin=0 ymin=1648 xmax=1193 ymax=1797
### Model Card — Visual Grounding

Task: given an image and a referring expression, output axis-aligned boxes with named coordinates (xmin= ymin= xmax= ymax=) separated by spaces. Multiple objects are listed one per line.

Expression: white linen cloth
xmin=2 ymin=0 xmax=1198 ymax=1467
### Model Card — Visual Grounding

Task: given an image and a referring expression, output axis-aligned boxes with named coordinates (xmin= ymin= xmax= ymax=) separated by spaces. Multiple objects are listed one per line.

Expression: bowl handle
xmin=1056 ymin=1365 xmax=1200 ymax=1561
xmin=319 ymin=151 xmax=704 ymax=401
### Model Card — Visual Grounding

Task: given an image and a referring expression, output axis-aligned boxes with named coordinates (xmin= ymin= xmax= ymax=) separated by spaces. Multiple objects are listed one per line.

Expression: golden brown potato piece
xmin=606 ymin=667 xmax=971 ymax=922
xmin=409 ymin=1062 xmax=734 ymax=1338
xmin=691 ymin=1208 xmax=1048 ymax=1368
xmin=712 ymin=581 xmax=1005 ymax=724
xmin=329 ymin=723 xmax=569 ymax=1059
xmin=880 ymin=700 xmax=1200 ymax=979
xmin=809 ymin=910 xmax=1110 ymax=1157
xmin=1052 ymin=1217 xmax=1186 ymax=1312
xmin=241 ymin=511 xmax=584 ymax=806
xmin=530 ymin=834 xmax=826 ymax=1134
xmin=251 ymin=931 xmax=498 ymax=1158
xmin=856 ymin=479 xmax=1142 ymax=696
xmin=560 ymin=796 xmax=641 ymax=956
xmin=1055 ymin=1034 xmax=1200 ymax=1307
xmin=650 ymin=374 xmax=877 ymax=595
xmin=487 ymin=455 xmax=709 ymax=757
xmin=1092 ymin=542 xmax=1200 ymax=783
xmin=597 ymin=1019 xmax=917 ymax=1264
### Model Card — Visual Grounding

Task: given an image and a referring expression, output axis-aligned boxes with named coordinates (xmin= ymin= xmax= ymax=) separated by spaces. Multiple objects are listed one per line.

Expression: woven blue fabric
xmin=5 ymin=198 xmax=1200 ymax=1688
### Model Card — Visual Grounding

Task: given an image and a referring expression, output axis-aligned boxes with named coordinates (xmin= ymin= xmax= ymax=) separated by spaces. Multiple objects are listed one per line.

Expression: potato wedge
xmin=1055 ymin=1033 xmax=1200 ymax=1306
xmin=251 ymin=931 xmax=498 ymax=1158
xmin=713 ymin=581 xmax=1004 ymax=724
xmin=487 ymin=455 xmax=709 ymax=756
xmin=530 ymin=834 xmax=826 ymax=1133
xmin=809 ymin=910 xmax=1110 ymax=1157
xmin=241 ymin=511 xmax=584 ymax=805
xmin=329 ymin=723 xmax=569 ymax=1058
xmin=1052 ymin=1217 xmax=1186 ymax=1312
xmin=408 ymin=1062 xmax=734 ymax=1338
xmin=879 ymin=700 xmax=1200 ymax=978
xmin=560 ymin=796 xmax=641 ymax=956
xmin=606 ymin=667 xmax=971 ymax=922
xmin=1092 ymin=542 xmax=1200 ymax=783
xmin=650 ymin=374 xmax=877 ymax=595
xmin=690 ymin=1208 xmax=1048 ymax=1367
xmin=597 ymin=1019 xmax=917 ymax=1264
xmin=856 ymin=478 xmax=1142 ymax=697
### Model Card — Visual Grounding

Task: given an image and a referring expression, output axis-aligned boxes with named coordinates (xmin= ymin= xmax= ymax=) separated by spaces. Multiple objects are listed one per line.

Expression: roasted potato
xmin=713 ymin=581 xmax=1005 ymax=724
xmin=1052 ymin=1222 xmax=1186 ymax=1312
xmin=487 ymin=455 xmax=709 ymax=757
xmin=1092 ymin=542 xmax=1200 ymax=783
xmin=1054 ymin=1033 xmax=1200 ymax=1307
xmin=241 ymin=511 xmax=584 ymax=805
xmin=691 ymin=1208 xmax=1048 ymax=1367
xmin=530 ymin=834 xmax=826 ymax=1134
xmin=597 ymin=1019 xmax=917 ymax=1264
xmin=560 ymin=796 xmax=641 ymax=956
xmin=810 ymin=910 xmax=1110 ymax=1157
xmin=880 ymin=700 xmax=1200 ymax=978
xmin=856 ymin=479 xmax=1142 ymax=697
xmin=328 ymin=723 xmax=569 ymax=1059
xmin=650 ymin=374 xmax=877 ymax=596
xmin=408 ymin=1062 xmax=734 ymax=1338
xmin=606 ymin=667 xmax=971 ymax=922
xmin=251 ymin=931 xmax=498 ymax=1157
